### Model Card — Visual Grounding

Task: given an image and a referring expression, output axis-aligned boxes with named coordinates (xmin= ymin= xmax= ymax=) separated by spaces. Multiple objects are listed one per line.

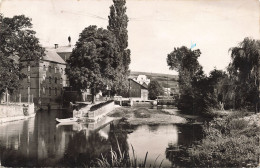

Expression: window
xmin=60 ymin=77 xmax=63 ymax=84
xmin=60 ymin=68 xmax=63 ymax=74
xmin=55 ymin=67 xmax=57 ymax=73
xmin=43 ymin=65 xmax=46 ymax=71
xmin=49 ymin=87 xmax=51 ymax=96
xmin=49 ymin=66 xmax=51 ymax=72
xmin=55 ymin=88 xmax=57 ymax=95
xmin=27 ymin=75 xmax=30 ymax=83
xmin=43 ymin=75 xmax=46 ymax=80
xmin=55 ymin=77 xmax=57 ymax=84
xmin=49 ymin=76 xmax=51 ymax=83
xmin=43 ymin=87 xmax=45 ymax=94
xmin=28 ymin=65 xmax=30 ymax=71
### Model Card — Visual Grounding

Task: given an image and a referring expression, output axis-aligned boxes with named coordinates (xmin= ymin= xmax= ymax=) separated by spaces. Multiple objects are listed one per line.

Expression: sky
xmin=0 ymin=0 xmax=259 ymax=75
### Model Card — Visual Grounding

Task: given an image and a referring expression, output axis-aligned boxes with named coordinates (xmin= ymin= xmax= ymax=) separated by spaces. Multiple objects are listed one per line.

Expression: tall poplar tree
xmin=108 ymin=0 xmax=131 ymax=96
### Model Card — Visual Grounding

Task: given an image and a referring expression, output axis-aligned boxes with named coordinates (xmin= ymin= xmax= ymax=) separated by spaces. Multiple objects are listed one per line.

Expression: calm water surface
xmin=0 ymin=109 xmax=203 ymax=167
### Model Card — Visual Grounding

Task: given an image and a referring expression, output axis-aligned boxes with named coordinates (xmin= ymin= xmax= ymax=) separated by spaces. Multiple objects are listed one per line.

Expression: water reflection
xmin=165 ymin=125 xmax=203 ymax=167
xmin=0 ymin=110 xmax=202 ymax=167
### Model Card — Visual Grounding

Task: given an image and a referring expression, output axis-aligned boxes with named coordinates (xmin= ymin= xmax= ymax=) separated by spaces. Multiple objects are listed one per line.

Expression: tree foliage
xmin=228 ymin=37 xmax=260 ymax=113
xmin=0 ymin=14 xmax=45 ymax=95
xmin=167 ymin=46 xmax=204 ymax=113
xmin=148 ymin=80 xmax=164 ymax=100
xmin=167 ymin=46 xmax=227 ymax=115
xmin=66 ymin=26 xmax=120 ymax=103
xmin=108 ymin=0 xmax=131 ymax=95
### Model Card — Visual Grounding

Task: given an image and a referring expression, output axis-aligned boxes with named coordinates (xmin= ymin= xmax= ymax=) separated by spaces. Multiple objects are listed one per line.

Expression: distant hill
xmin=130 ymin=71 xmax=178 ymax=88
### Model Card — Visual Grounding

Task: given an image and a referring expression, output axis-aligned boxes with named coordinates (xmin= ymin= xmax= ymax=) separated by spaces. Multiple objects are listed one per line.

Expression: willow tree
xmin=108 ymin=0 xmax=131 ymax=96
xmin=66 ymin=26 xmax=120 ymax=103
xmin=228 ymin=37 xmax=260 ymax=113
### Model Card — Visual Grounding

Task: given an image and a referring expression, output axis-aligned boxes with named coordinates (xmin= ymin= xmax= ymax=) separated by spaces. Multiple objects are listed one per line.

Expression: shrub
xmin=183 ymin=114 xmax=260 ymax=167
xmin=188 ymin=135 xmax=260 ymax=167
xmin=133 ymin=108 xmax=151 ymax=118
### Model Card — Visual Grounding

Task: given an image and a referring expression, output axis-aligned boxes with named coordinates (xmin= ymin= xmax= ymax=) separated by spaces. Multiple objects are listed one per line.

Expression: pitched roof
xmin=129 ymin=78 xmax=148 ymax=89
xmin=43 ymin=49 xmax=66 ymax=64
xmin=45 ymin=45 xmax=74 ymax=53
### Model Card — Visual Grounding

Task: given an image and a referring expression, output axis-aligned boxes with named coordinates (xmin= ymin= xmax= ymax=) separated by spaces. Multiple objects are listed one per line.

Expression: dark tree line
xmin=167 ymin=46 xmax=225 ymax=115
xmin=167 ymin=37 xmax=260 ymax=115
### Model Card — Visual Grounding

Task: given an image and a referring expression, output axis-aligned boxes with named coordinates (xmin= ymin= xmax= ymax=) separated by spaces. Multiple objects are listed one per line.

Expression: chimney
xmin=54 ymin=44 xmax=59 ymax=49
xmin=68 ymin=36 xmax=71 ymax=47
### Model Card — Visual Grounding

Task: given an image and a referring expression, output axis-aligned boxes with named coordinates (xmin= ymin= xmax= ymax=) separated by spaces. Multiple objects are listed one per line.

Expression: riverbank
xmin=170 ymin=111 xmax=260 ymax=167
xmin=108 ymin=107 xmax=187 ymax=125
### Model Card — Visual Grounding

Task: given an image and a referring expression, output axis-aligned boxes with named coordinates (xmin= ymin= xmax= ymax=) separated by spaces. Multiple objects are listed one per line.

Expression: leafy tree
xmin=0 ymin=52 xmax=21 ymax=95
xmin=148 ymin=80 xmax=164 ymax=100
xmin=228 ymin=37 xmax=260 ymax=113
xmin=66 ymin=25 xmax=120 ymax=103
xmin=167 ymin=46 xmax=203 ymax=113
xmin=192 ymin=68 xmax=227 ymax=114
xmin=205 ymin=68 xmax=227 ymax=102
xmin=167 ymin=47 xmax=228 ymax=115
xmin=108 ymin=0 xmax=131 ymax=95
xmin=0 ymin=14 xmax=45 ymax=96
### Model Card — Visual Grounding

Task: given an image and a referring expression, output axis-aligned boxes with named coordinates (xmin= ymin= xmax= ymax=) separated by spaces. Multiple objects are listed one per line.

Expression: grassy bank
xmin=170 ymin=112 xmax=260 ymax=167
xmin=107 ymin=107 xmax=187 ymax=125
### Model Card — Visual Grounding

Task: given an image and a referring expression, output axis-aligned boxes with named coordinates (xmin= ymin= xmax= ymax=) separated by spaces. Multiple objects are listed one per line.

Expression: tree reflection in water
xmin=62 ymin=122 xmax=131 ymax=167
xmin=165 ymin=125 xmax=203 ymax=167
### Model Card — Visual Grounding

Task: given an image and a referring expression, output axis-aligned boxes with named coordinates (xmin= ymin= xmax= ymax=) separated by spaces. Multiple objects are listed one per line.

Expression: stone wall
xmin=88 ymin=101 xmax=115 ymax=121
xmin=0 ymin=103 xmax=35 ymax=123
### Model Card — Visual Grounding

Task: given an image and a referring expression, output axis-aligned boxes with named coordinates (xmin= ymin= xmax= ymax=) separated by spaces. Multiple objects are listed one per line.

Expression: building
xmin=133 ymin=75 xmax=150 ymax=86
xmin=163 ymin=87 xmax=171 ymax=97
xmin=128 ymin=78 xmax=148 ymax=101
xmin=19 ymin=44 xmax=73 ymax=109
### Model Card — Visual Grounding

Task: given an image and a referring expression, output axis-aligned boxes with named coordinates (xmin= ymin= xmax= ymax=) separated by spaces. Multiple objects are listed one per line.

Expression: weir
xmin=73 ymin=100 xmax=117 ymax=122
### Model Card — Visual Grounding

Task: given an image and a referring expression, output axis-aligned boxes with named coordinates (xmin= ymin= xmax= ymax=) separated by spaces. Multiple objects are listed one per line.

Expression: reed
xmin=88 ymin=136 xmax=164 ymax=168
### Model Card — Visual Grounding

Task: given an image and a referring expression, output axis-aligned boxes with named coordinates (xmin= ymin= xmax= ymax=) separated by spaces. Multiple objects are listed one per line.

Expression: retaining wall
xmin=88 ymin=101 xmax=115 ymax=121
xmin=0 ymin=103 xmax=35 ymax=123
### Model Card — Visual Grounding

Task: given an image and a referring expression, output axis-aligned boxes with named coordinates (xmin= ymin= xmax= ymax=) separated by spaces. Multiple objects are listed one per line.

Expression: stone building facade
xmin=19 ymin=45 xmax=72 ymax=109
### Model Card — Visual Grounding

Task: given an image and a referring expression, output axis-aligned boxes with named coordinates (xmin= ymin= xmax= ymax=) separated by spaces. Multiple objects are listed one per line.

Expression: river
xmin=0 ymin=109 xmax=203 ymax=167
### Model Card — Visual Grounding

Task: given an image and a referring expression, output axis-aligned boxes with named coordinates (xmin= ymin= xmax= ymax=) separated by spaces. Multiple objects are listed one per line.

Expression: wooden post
xmin=6 ymin=89 xmax=9 ymax=105
xmin=28 ymin=94 xmax=30 ymax=104
xmin=19 ymin=94 xmax=21 ymax=103
xmin=31 ymin=94 xmax=33 ymax=104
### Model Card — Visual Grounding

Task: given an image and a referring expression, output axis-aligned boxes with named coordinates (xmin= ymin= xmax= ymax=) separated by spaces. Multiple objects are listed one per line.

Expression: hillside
xmin=130 ymin=71 xmax=178 ymax=88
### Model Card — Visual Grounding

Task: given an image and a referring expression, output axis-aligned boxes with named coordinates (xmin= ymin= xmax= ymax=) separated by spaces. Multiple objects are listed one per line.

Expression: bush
xmin=182 ymin=114 xmax=260 ymax=167
xmin=133 ymin=108 xmax=151 ymax=118
xmin=188 ymin=134 xmax=259 ymax=167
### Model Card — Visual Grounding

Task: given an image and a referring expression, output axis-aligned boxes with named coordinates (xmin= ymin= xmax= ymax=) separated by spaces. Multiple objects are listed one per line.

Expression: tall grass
xmin=88 ymin=137 xmax=164 ymax=168
xmin=185 ymin=113 xmax=260 ymax=167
